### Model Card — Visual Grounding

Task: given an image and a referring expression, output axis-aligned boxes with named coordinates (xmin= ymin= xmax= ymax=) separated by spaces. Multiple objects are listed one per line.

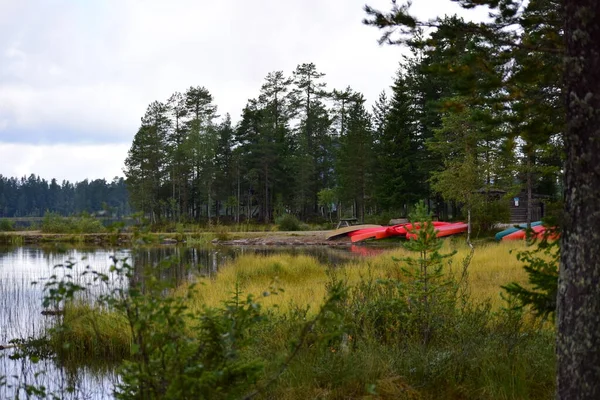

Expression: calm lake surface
xmin=0 ymin=244 xmax=390 ymax=399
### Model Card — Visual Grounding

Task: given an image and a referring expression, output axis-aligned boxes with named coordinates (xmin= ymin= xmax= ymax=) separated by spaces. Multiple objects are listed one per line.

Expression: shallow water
xmin=0 ymin=244 xmax=389 ymax=399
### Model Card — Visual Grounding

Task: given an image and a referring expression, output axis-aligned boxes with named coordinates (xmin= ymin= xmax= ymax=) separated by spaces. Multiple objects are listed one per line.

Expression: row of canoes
xmin=495 ymin=221 xmax=558 ymax=241
xmin=327 ymin=221 xmax=469 ymax=243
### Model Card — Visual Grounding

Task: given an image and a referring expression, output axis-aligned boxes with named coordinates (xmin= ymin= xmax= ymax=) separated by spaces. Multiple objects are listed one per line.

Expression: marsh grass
xmin=179 ymin=241 xmax=531 ymax=314
xmin=54 ymin=303 xmax=131 ymax=362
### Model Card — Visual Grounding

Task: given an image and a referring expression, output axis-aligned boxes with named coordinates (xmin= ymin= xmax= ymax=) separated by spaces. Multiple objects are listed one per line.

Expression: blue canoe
xmin=495 ymin=221 xmax=542 ymax=241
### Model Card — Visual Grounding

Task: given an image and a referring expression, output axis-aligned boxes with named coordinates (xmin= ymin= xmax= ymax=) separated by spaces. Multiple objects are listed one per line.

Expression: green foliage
xmin=41 ymin=212 xmax=105 ymax=234
xmin=0 ymin=218 xmax=14 ymax=231
xmin=372 ymin=67 xmax=428 ymax=213
xmin=330 ymin=214 xmax=462 ymax=348
xmin=6 ymin=255 xmax=350 ymax=400
xmin=408 ymin=200 xmax=431 ymax=222
xmin=317 ymin=188 xmax=336 ymax=223
xmin=399 ymin=219 xmax=459 ymax=344
xmin=284 ymin=218 xmax=554 ymax=399
xmin=471 ymin=198 xmax=511 ymax=234
xmin=276 ymin=214 xmax=302 ymax=231
xmin=503 ymin=231 xmax=559 ymax=320
xmin=335 ymin=95 xmax=374 ymax=221
xmin=4 ymin=245 xmax=558 ymax=399
xmin=116 ymin=284 xmax=265 ymax=399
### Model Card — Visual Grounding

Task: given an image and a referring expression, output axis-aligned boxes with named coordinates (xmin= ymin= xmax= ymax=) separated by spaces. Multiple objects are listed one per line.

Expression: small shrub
xmin=0 ymin=218 xmax=14 ymax=231
xmin=214 ymin=225 xmax=231 ymax=241
xmin=276 ymin=214 xmax=302 ymax=231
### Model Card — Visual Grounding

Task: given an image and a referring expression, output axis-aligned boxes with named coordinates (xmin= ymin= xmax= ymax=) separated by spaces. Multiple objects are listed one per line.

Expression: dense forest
xmin=124 ymin=27 xmax=563 ymax=226
xmin=0 ymin=175 xmax=130 ymax=218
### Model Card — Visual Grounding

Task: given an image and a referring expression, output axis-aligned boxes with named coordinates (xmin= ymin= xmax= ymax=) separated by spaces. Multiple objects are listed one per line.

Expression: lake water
xmin=0 ymin=244 xmax=387 ymax=399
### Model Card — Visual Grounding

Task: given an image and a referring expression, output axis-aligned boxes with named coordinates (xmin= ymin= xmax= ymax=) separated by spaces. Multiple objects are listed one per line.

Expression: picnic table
xmin=336 ymin=217 xmax=359 ymax=229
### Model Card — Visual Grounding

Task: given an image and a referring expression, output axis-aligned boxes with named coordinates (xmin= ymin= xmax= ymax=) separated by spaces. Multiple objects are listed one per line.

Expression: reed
xmin=53 ymin=303 xmax=131 ymax=361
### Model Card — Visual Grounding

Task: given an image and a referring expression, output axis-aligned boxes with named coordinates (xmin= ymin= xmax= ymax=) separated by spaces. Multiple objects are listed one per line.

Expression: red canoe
xmin=347 ymin=227 xmax=385 ymax=238
xmin=405 ymin=222 xmax=468 ymax=240
xmin=352 ymin=221 xmax=454 ymax=243
xmin=351 ymin=227 xmax=389 ymax=242
xmin=502 ymin=225 xmax=545 ymax=241
xmin=502 ymin=225 xmax=559 ymax=241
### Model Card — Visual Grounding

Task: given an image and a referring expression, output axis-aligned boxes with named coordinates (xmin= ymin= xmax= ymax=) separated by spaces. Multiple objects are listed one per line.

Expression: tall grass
xmin=54 ymin=303 xmax=131 ymax=361
xmin=181 ymin=241 xmax=530 ymax=313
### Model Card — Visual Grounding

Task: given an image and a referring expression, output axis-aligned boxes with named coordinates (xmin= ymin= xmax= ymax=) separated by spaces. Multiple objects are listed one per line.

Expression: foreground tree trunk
xmin=557 ymin=1 xmax=600 ymax=398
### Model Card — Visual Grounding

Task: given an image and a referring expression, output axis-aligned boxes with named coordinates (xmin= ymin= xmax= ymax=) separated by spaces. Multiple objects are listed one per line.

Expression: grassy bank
xmin=39 ymin=239 xmax=555 ymax=399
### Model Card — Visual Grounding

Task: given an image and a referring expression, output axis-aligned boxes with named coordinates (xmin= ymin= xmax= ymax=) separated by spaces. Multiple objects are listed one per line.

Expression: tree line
xmin=125 ymin=44 xmax=562 ymax=226
xmin=0 ymin=174 xmax=130 ymax=218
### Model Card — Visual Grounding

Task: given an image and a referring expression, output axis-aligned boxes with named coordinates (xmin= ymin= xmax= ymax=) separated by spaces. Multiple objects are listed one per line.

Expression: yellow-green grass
xmin=181 ymin=253 xmax=333 ymax=314
xmin=54 ymin=302 xmax=131 ymax=361
xmin=181 ymin=240 xmax=532 ymax=314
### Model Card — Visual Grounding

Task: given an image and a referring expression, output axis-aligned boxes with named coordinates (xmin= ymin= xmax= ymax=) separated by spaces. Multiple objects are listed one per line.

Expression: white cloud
xmin=0 ymin=0 xmax=488 ymax=180
xmin=0 ymin=142 xmax=129 ymax=182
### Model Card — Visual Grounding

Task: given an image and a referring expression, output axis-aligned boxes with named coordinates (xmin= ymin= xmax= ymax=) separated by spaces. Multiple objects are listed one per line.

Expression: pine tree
xmin=373 ymin=68 xmax=414 ymax=214
xmin=213 ymin=114 xmax=235 ymax=221
xmin=124 ymin=101 xmax=170 ymax=222
xmin=290 ymin=63 xmax=332 ymax=218
xmin=184 ymin=86 xmax=218 ymax=221
xmin=166 ymin=91 xmax=189 ymax=220
xmin=335 ymin=94 xmax=373 ymax=221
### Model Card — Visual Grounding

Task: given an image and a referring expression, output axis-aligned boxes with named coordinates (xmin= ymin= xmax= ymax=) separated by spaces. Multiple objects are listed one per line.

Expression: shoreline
xmin=0 ymin=230 xmax=349 ymax=246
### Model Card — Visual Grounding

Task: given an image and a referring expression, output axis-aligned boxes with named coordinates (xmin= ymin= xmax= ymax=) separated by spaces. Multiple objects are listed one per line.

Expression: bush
xmin=0 ymin=218 xmax=14 ymax=232
xmin=472 ymin=199 xmax=511 ymax=234
xmin=41 ymin=212 xmax=105 ymax=234
xmin=276 ymin=214 xmax=302 ymax=231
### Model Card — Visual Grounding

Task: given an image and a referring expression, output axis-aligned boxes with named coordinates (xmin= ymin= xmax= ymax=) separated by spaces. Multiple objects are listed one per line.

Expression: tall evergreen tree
xmin=336 ymin=94 xmax=373 ymax=221
xmin=184 ymin=86 xmax=218 ymax=221
xmin=166 ymin=91 xmax=189 ymax=220
xmin=373 ymin=68 xmax=416 ymax=214
xmin=290 ymin=63 xmax=332 ymax=218
xmin=213 ymin=114 xmax=235 ymax=221
xmin=256 ymin=71 xmax=293 ymax=222
xmin=124 ymin=101 xmax=170 ymax=222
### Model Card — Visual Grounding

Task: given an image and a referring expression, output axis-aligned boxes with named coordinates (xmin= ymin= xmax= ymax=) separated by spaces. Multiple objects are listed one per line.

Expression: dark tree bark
xmin=557 ymin=1 xmax=600 ymax=398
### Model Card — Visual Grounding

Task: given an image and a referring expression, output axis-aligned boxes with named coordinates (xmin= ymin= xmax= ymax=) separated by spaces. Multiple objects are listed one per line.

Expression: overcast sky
xmin=0 ymin=0 xmax=485 ymax=182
